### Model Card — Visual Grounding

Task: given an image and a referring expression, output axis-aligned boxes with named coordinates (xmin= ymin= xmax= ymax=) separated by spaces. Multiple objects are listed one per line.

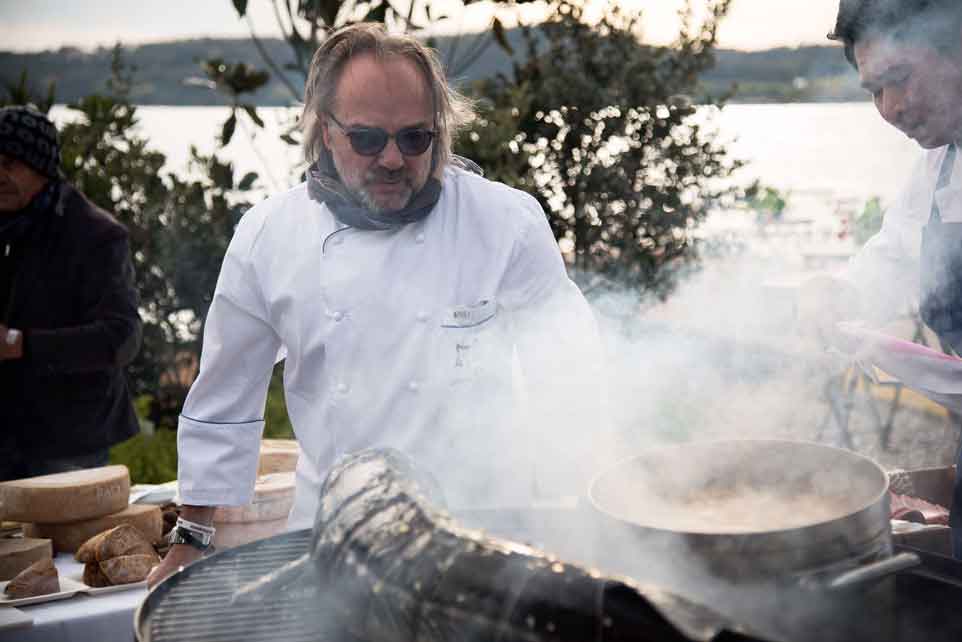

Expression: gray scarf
xmin=306 ymin=150 xmax=483 ymax=231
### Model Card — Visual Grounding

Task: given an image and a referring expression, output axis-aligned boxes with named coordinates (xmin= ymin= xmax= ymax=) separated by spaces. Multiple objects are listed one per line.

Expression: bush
xmin=109 ymin=429 xmax=178 ymax=484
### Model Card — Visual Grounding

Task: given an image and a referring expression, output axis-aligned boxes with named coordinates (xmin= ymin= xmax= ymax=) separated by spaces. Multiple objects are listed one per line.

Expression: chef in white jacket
xmin=801 ymin=0 xmax=962 ymax=554
xmin=149 ymin=23 xmax=603 ymax=585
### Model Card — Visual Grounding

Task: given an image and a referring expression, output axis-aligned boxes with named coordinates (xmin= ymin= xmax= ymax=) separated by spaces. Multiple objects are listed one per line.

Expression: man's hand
xmin=148 ymin=505 xmax=216 ymax=589
xmin=147 ymin=543 xmax=205 ymax=589
xmin=0 ymin=325 xmax=23 ymax=360
xmin=797 ymin=275 xmax=862 ymax=350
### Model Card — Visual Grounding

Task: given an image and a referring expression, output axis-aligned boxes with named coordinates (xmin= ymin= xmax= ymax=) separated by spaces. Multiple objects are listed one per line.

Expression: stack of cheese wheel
xmin=1 ymin=466 xmax=163 ymax=555
xmin=212 ymin=471 xmax=295 ymax=549
xmin=257 ymin=439 xmax=300 ymax=475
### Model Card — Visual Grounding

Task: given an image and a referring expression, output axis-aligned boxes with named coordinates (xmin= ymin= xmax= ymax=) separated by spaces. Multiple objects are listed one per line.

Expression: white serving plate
xmin=69 ymin=574 xmax=147 ymax=595
xmin=0 ymin=573 xmax=148 ymax=607
xmin=0 ymin=576 xmax=86 ymax=607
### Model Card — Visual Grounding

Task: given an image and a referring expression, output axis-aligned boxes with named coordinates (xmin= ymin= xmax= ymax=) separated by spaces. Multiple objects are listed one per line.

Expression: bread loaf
xmin=76 ymin=523 xmax=156 ymax=563
xmin=3 ymin=558 xmax=59 ymax=598
xmin=0 ymin=538 xmax=53 ymax=581
xmin=25 ymin=504 xmax=163 ymax=553
xmin=99 ymin=554 xmax=159 ymax=585
xmin=83 ymin=561 xmax=112 ymax=588
xmin=0 ymin=466 xmax=130 ymax=523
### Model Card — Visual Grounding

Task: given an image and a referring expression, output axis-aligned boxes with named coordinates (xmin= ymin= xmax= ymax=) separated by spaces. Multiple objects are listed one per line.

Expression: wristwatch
xmin=168 ymin=518 xmax=216 ymax=551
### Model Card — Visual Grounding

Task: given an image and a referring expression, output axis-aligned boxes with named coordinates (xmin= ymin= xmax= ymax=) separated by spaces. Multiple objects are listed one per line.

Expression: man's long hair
xmin=829 ymin=0 xmax=962 ymax=67
xmin=300 ymin=23 xmax=475 ymax=171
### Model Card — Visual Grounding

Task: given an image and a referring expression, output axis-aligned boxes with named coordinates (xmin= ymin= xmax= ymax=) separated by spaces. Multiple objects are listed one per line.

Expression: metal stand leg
xmin=818 ymin=371 xmax=857 ymax=450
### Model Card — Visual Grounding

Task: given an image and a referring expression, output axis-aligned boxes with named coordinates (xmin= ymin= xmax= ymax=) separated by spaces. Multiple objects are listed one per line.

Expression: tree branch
xmin=245 ymin=14 xmax=302 ymax=101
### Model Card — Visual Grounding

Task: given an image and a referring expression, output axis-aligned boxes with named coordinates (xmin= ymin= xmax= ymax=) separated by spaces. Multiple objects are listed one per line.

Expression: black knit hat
xmin=0 ymin=106 xmax=62 ymax=179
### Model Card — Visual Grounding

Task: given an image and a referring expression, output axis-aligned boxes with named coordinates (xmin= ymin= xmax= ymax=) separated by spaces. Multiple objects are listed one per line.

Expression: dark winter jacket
xmin=1 ymin=182 xmax=141 ymax=457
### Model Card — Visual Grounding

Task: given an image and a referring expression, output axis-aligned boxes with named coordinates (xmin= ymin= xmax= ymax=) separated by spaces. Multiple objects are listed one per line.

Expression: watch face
xmin=169 ymin=526 xmax=209 ymax=549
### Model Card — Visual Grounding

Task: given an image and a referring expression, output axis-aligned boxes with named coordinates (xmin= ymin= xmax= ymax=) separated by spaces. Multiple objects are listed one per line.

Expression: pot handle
xmin=823 ymin=552 xmax=921 ymax=591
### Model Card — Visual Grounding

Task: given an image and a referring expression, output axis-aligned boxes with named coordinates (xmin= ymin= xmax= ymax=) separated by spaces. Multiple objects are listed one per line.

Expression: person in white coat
xmin=800 ymin=0 xmax=962 ymax=554
xmin=149 ymin=23 xmax=604 ymax=586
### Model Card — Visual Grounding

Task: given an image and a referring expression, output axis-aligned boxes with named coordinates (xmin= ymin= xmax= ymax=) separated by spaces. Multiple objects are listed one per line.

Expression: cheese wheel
xmin=24 ymin=504 xmax=163 ymax=553
xmin=0 ymin=466 xmax=130 ymax=523
xmin=212 ymin=472 xmax=295 ymax=524
xmin=257 ymin=440 xmax=300 ymax=475
xmin=212 ymin=518 xmax=288 ymax=550
xmin=0 ymin=538 xmax=53 ymax=581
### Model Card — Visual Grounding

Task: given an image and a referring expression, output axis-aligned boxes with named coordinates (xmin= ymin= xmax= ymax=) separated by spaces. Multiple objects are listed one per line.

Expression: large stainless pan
xmin=589 ymin=439 xmax=917 ymax=585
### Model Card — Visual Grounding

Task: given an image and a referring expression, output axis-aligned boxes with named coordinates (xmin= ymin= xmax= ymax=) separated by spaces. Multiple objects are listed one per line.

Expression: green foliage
xmin=461 ymin=0 xmax=740 ymax=304
xmin=3 ymin=70 xmax=56 ymax=112
xmin=854 ymin=196 xmax=884 ymax=246
xmin=743 ymin=183 xmax=789 ymax=220
xmin=264 ymin=363 xmax=295 ymax=439
xmin=111 ymin=370 xmax=292 ymax=483
xmin=200 ymin=58 xmax=271 ymax=145
xmin=109 ymin=428 xmax=179 ymax=484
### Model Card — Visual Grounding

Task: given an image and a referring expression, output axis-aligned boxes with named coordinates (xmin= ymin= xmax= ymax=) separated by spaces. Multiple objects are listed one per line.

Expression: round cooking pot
xmin=589 ymin=439 xmax=916 ymax=585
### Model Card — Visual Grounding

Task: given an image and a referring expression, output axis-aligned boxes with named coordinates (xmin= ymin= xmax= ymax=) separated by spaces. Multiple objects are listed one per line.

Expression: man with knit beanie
xmin=0 ymin=105 xmax=142 ymax=481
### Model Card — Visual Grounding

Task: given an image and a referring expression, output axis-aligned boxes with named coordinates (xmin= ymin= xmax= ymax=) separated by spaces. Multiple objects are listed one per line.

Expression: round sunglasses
xmin=326 ymin=112 xmax=436 ymax=157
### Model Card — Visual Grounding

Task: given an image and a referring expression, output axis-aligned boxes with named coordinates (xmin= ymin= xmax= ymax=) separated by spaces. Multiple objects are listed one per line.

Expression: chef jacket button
xmin=416 ymin=311 xmax=429 ymax=322
xmin=332 ymin=310 xmax=344 ymax=322
xmin=336 ymin=383 xmax=349 ymax=394
xmin=414 ymin=233 xmax=426 ymax=244
xmin=407 ymin=380 xmax=420 ymax=392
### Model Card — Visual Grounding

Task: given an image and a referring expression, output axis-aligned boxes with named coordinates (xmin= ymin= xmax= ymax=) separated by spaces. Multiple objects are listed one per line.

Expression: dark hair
xmin=828 ymin=0 xmax=962 ymax=67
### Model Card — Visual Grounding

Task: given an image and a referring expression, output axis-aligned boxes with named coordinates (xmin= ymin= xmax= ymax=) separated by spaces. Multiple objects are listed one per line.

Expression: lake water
xmin=51 ymin=102 xmax=923 ymax=212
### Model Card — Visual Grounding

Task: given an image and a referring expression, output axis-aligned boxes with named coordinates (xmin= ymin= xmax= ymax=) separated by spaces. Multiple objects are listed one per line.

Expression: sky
xmin=1 ymin=0 xmax=843 ymax=53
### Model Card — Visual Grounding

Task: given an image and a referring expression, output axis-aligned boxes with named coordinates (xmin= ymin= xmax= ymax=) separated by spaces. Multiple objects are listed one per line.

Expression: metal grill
xmin=136 ymin=514 xmax=962 ymax=642
xmin=137 ymin=529 xmax=354 ymax=642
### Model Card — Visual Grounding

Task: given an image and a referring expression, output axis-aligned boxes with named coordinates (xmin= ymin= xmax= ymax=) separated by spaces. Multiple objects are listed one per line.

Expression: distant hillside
xmin=704 ymin=46 xmax=864 ymax=102
xmin=0 ymin=34 xmax=865 ymax=106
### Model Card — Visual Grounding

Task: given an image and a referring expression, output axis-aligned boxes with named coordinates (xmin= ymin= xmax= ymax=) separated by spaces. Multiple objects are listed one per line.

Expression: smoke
xmin=375 ymin=214 xmax=954 ymax=639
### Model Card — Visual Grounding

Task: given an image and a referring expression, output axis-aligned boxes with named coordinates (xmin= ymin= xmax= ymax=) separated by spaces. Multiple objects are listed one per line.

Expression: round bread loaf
xmin=99 ymin=553 xmax=159 ymax=585
xmin=76 ymin=523 xmax=156 ymax=563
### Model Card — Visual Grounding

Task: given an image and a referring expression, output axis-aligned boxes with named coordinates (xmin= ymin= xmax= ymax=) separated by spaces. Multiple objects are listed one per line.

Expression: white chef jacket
xmin=177 ymin=165 xmax=602 ymax=530
xmin=845 ymin=144 xmax=962 ymax=321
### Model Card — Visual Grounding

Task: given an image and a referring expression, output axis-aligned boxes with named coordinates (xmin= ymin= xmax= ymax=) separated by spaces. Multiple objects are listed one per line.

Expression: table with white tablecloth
xmin=0 ymin=554 xmax=145 ymax=642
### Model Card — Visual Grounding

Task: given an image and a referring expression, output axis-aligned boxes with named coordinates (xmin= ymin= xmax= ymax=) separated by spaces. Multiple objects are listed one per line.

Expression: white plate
xmin=69 ymin=574 xmax=147 ymax=595
xmin=0 ymin=576 xmax=86 ymax=607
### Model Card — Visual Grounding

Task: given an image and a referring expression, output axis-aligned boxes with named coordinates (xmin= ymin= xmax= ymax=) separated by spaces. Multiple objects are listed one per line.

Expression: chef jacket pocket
xmin=439 ymin=299 xmax=499 ymax=384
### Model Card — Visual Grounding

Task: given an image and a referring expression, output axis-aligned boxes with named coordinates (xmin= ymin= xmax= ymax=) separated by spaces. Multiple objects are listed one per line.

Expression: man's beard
xmin=341 ymin=165 xmax=419 ymax=214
